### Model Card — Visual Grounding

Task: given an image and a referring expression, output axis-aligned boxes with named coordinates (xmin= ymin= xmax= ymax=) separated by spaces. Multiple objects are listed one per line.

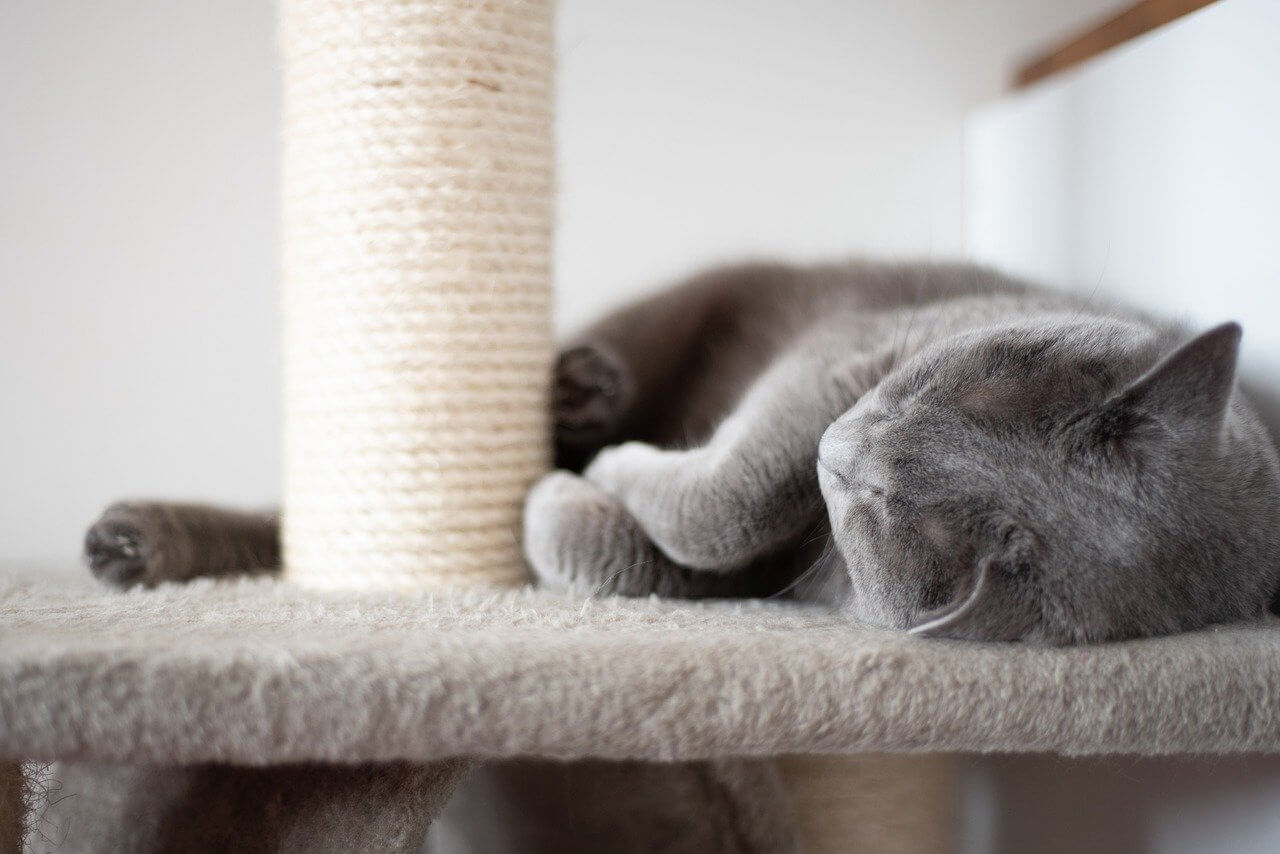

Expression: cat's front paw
xmin=583 ymin=440 xmax=677 ymax=502
xmin=524 ymin=472 xmax=595 ymax=592
xmin=83 ymin=502 xmax=172 ymax=589
xmin=523 ymin=470 xmax=650 ymax=595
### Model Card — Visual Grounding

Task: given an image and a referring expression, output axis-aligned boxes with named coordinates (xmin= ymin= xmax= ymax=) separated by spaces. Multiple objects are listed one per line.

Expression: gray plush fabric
xmin=4 ymin=566 xmax=1280 ymax=768
xmin=25 ymin=760 xmax=467 ymax=854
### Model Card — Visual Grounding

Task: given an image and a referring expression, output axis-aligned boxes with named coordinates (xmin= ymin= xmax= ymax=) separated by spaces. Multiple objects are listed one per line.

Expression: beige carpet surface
xmin=3 ymin=567 xmax=1280 ymax=766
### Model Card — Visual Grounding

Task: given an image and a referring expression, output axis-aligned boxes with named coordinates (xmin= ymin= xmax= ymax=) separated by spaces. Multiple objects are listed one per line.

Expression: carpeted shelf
xmin=2 ymin=565 xmax=1279 ymax=766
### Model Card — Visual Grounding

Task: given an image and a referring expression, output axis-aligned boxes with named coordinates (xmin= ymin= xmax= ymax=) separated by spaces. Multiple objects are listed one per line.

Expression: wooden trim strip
xmin=1015 ymin=0 xmax=1219 ymax=88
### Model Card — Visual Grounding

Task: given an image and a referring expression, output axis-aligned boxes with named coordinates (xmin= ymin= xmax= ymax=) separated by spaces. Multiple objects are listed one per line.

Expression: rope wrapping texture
xmin=281 ymin=0 xmax=554 ymax=590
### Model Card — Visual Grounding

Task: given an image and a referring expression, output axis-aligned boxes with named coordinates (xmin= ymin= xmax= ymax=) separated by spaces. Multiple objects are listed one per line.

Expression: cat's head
xmin=818 ymin=318 xmax=1280 ymax=644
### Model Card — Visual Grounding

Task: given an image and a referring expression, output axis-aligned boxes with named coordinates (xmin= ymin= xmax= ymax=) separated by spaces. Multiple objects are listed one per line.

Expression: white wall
xmin=555 ymin=0 xmax=1133 ymax=333
xmin=966 ymin=0 xmax=1280 ymax=427
xmin=1 ymin=2 xmax=281 ymax=563
xmin=0 ymin=0 xmax=1125 ymax=564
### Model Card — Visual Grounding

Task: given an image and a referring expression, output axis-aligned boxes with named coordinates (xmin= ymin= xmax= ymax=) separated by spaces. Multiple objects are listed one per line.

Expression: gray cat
xmin=84 ymin=260 xmax=1280 ymax=644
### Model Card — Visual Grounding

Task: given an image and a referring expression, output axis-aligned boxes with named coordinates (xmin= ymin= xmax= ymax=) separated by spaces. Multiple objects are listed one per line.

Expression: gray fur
xmin=531 ymin=260 xmax=1280 ymax=644
xmin=85 ymin=261 xmax=1280 ymax=645
xmin=84 ymin=501 xmax=278 ymax=588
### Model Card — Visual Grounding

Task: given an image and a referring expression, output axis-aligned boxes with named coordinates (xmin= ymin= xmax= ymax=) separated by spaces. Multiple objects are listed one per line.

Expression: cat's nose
xmin=820 ymin=421 xmax=895 ymax=497
xmin=820 ymin=415 xmax=878 ymax=470
xmin=818 ymin=427 xmax=856 ymax=475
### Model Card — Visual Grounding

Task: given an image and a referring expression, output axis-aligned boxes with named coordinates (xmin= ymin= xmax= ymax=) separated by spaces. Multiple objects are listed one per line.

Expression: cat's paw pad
xmin=83 ymin=503 xmax=165 ymax=589
xmin=553 ymin=345 xmax=629 ymax=442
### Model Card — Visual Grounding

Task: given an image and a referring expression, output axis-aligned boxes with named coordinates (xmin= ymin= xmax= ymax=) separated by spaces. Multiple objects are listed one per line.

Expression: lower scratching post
xmin=778 ymin=754 xmax=961 ymax=854
xmin=433 ymin=758 xmax=799 ymax=854
xmin=1 ymin=762 xmax=27 ymax=854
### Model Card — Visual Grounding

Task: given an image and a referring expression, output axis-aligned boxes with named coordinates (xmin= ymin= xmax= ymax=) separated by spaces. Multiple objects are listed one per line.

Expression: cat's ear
xmin=1104 ymin=322 xmax=1242 ymax=442
xmin=909 ymin=516 xmax=1039 ymax=642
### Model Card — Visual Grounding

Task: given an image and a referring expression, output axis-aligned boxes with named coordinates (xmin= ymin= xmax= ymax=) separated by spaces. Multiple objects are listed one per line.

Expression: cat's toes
xmin=524 ymin=472 xmax=590 ymax=591
xmin=554 ymin=345 xmax=626 ymax=434
xmin=553 ymin=345 xmax=630 ymax=466
xmin=83 ymin=503 xmax=166 ymax=589
xmin=582 ymin=440 xmax=668 ymax=499
xmin=84 ymin=520 xmax=148 ymax=588
xmin=524 ymin=471 xmax=629 ymax=593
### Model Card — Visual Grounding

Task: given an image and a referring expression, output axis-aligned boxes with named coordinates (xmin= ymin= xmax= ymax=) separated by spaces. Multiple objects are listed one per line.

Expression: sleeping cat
xmin=83 ymin=260 xmax=1280 ymax=644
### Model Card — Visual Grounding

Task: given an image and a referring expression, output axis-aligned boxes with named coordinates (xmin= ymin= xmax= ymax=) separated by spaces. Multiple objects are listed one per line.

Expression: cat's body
xmin=85 ymin=261 xmax=1280 ymax=644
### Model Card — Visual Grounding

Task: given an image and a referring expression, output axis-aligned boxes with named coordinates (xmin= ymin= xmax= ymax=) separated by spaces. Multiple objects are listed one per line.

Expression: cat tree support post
xmin=0 ymin=762 xmax=24 ymax=854
xmin=281 ymin=0 xmax=555 ymax=591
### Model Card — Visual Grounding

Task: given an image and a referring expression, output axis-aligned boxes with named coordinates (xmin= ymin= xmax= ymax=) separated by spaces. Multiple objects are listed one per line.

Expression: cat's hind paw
xmin=83 ymin=504 xmax=156 ymax=588
xmin=553 ymin=344 xmax=631 ymax=470
xmin=82 ymin=502 xmax=187 ymax=589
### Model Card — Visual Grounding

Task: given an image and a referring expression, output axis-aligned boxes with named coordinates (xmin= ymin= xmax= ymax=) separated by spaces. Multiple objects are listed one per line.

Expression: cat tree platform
xmin=4 ymin=565 xmax=1280 ymax=766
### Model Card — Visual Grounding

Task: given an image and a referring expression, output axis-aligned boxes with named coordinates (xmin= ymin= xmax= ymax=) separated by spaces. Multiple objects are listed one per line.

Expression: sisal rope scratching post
xmin=281 ymin=0 xmax=555 ymax=590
